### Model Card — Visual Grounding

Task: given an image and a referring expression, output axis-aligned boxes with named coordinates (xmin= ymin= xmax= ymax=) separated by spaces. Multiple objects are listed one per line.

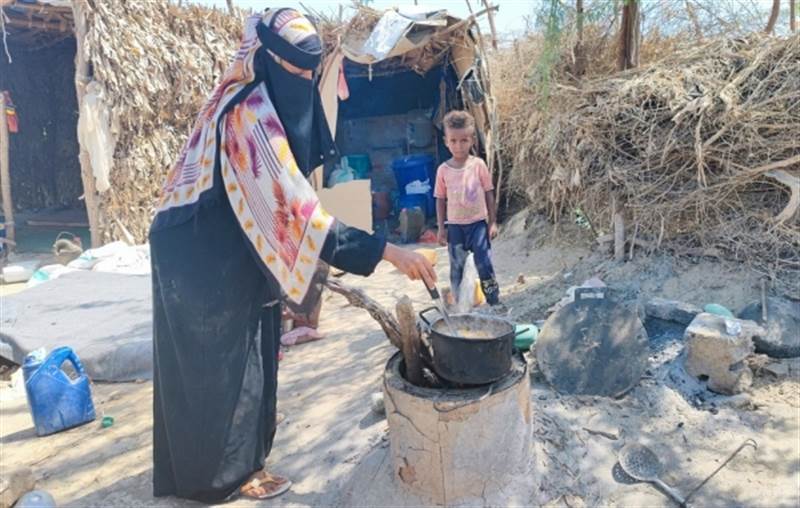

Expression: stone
xmin=722 ymin=393 xmax=755 ymax=410
xmin=370 ymin=392 xmax=385 ymax=415
xmin=684 ymin=313 xmax=764 ymax=395
xmin=398 ymin=208 xmax=425 ymax=243
xmin=0 ymin=467 xmax=35 ymax=508
xmin=763 ymin=362 xmax=790 ymax=377
xmin=738 ymin=297 xmax=800 ymax=358
xmin=500 ymin=209 xmax=531 ymax=237
xmin=646 ymin=298 xmax=702 ymax=325
xmin=14 ymin=490 xmax=55 ymax=508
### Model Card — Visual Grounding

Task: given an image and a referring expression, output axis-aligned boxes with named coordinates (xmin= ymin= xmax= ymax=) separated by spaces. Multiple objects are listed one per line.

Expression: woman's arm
xmin=320 ymin=220 xmax=436 ymax=287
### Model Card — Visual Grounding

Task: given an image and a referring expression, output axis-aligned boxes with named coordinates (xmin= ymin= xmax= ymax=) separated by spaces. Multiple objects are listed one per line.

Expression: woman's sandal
xmin=239 ymin=471 xmax=292 ymax=500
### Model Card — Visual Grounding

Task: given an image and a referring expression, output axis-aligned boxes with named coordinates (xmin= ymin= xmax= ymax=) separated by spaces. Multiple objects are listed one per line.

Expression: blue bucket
xmin=23 ymin=347 xmax=96 ymax=436
xmin=392 ymin=154 xmax=434 ymax=195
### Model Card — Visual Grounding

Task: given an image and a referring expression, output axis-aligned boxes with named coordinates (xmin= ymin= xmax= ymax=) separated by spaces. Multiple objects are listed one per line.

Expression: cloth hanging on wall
xmin=77 ymin=82 xmax=116 ymax=193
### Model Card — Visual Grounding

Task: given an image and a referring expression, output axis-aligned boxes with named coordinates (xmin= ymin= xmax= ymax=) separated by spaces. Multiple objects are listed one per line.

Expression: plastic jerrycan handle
xmin=46 ymin=347 xmax=87 ymax=383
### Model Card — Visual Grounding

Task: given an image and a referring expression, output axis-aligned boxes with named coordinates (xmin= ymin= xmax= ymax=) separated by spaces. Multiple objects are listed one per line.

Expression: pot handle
xmin=426 ymin=285 xmax=441 ymax=301
xmin=514 ymin=327 xmax=531 ymax=337
xmin=418 ymin=307 xmax=439 ymax=328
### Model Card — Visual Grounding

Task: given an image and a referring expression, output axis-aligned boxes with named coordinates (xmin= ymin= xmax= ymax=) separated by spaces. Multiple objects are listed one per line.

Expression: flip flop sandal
xmin=240 ymin=472 xmax=292 ymax=500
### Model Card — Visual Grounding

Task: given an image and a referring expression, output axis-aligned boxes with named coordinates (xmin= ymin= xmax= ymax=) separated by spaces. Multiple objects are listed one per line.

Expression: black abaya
xmin=151 ymin=195 xmax=384 ymax=502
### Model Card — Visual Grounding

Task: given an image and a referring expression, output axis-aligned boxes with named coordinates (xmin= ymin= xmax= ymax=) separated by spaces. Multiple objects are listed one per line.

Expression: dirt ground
xmin=1 ymin=212 xmax=798 ymax=507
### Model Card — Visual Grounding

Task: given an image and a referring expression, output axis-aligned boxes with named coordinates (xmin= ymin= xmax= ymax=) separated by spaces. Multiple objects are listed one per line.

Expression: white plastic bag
xmin=405 ymin=179 xmax=431 ymax=195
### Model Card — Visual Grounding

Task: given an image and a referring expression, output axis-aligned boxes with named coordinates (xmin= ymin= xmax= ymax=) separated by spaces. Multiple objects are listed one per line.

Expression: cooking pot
xmin=419 ymin=308 xmax=525 ymax=386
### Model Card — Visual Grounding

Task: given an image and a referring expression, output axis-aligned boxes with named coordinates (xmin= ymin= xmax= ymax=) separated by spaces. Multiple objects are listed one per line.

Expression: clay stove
xmin=382 ymin=351 xmax=533 ymax=506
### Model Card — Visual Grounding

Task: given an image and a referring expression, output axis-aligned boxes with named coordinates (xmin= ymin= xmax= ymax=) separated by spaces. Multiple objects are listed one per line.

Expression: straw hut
xmin=0 ymin=2 xmax=497 ymax=246
xmin=312 ymin=5 xmax=499 ymax=230
xmin=0 ymin=0 xmax=240 ymax=246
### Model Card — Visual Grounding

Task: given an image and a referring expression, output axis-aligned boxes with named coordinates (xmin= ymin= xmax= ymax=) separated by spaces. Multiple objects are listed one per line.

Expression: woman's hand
xmin=383 ymin=243 xmax=437 ymax=289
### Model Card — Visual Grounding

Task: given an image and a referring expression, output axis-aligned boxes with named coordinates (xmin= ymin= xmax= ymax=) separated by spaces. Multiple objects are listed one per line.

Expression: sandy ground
xmin=1 ymin=214 xmax=798 ymax=507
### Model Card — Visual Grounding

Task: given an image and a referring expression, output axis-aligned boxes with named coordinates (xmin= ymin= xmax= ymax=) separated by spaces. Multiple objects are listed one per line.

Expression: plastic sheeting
xmin=77 ymin=81 xmax=116 ymax=193
xmin=343 ymin=8 xmax=449 ymax=66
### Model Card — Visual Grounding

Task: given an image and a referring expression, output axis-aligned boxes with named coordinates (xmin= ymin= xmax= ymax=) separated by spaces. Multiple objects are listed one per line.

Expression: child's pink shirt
xmin=433 ymin=156 xmax=494 ymax=225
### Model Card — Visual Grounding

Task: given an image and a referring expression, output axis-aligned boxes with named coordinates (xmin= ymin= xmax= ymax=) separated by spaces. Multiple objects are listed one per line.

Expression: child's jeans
xmin=447 ymin=220 xmax=500 ymax=305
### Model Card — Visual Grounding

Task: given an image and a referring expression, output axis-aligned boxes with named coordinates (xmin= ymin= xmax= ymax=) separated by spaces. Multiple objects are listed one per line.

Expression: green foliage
xmin=528 ymin=0 xmax=619 ymax=108
xmin=529 ymin=0 xmax=566 ymax=106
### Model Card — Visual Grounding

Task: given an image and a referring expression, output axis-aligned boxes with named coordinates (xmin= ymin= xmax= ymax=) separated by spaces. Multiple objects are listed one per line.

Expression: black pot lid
xmin=535 ymin=288 xmax=648 ymax=397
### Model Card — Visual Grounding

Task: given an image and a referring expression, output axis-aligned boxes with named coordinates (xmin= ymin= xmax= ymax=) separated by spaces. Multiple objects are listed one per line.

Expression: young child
xmin=434 ymin=110 xmax=500 ymax=306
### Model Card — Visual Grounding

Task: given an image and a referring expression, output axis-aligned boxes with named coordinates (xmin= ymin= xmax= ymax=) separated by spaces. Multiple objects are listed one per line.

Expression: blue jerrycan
xmin=23 ymin=347 xmax=96 ymax=436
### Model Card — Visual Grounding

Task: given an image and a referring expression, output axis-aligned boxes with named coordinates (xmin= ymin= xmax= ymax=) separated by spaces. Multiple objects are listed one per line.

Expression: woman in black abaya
xmin=149 ymin=8 xmax=435 ymax=502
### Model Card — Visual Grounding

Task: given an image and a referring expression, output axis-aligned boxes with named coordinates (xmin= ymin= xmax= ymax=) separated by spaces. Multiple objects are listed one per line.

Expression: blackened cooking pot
xmin=419 ymin=308 xmax=523 ymax=386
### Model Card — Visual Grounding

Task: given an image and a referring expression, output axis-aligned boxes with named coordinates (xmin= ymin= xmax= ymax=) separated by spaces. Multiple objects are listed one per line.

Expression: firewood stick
xmin=613 ymin=196 xmax=626 ymax=262
xmin=396 ymin=296 xmax=424 ymax=386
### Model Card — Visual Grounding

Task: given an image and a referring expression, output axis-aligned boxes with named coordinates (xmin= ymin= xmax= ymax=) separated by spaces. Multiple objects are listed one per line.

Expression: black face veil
xmin=255 ymin=13 xmax=338 ymax=176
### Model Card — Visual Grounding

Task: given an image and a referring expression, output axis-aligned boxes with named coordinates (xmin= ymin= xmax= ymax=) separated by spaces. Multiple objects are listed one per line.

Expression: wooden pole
xmin=5 ymin=17 xmax=72 ymax=33
xmin=0 ymin=92 xmax=14 ymax=246
xmin=481 ymin=0 xmax=499 ymax=50
xmin=574 ymin=0 xmax=586 ymax=77
xmin=612 ymin=195 xmax=625 ymax=262
xmin=463 ymin=1 xmax=503 ymax=209
xmin=72 ymin=0 xmax=102 ymax=247
xmin=791 ymin=0 xmax=797 ymax=32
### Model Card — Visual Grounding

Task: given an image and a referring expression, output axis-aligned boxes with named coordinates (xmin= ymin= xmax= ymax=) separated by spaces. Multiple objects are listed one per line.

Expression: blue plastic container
xmin=393 ymin=155 xmax=437 ymax=217
xmin=425 ymin=193 xmax=436 ymax=217
xmin=23 ymin=347 xmax=96 ymax=436
xmin=392 ymin=154 xmax=434 ymax=195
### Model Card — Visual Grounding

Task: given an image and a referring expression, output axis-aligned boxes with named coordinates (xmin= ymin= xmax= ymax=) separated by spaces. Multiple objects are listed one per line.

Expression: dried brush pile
xmin=498 ymin=34 xmax=800 ymax=296
xmin=83 ymin=0 xmax=241 ymax=242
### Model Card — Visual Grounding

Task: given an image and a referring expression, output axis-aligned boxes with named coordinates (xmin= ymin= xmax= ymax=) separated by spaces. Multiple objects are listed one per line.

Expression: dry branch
xmin=765 ymin=170 xmax=800 ymax=225
xmin=765 ymin=0 xmax=781 ymax=34
xmin=324 ymin=279 xmax=402 ymax=349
